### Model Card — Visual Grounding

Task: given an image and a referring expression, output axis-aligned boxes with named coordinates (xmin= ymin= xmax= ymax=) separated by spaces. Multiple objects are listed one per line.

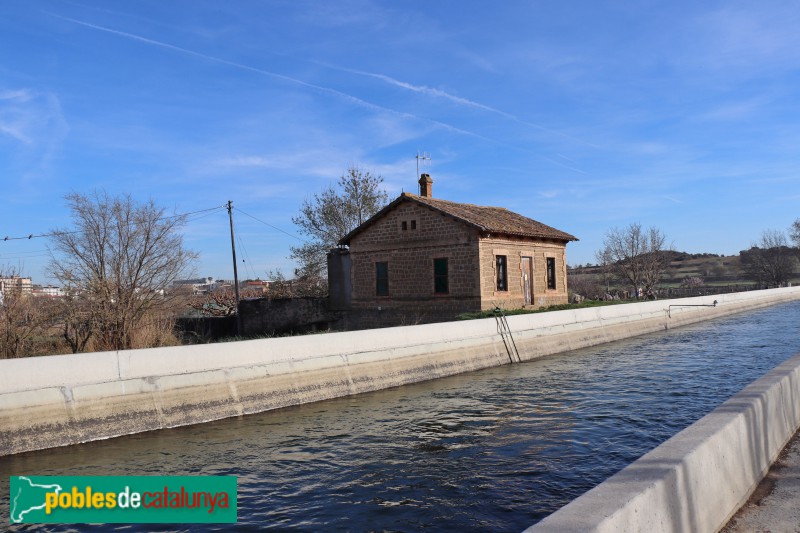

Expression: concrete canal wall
xmin=528 ymin=349 xmax=800 ymax=533
xmin=2 ymin=287 xmax=800 ymax=457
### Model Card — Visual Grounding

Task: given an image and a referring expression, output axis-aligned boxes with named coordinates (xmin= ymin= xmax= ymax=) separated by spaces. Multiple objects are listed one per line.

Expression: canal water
xmin=3 ymin=302 xmax=800 ymax=531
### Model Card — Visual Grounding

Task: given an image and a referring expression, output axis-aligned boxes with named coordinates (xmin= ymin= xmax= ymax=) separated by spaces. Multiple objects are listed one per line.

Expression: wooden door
xmin=521 ymin=256 xmax=533 ymax=305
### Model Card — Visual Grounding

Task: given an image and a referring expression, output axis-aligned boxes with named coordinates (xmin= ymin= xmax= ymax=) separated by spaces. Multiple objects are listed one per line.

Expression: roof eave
xmin=339 ymin=192 xmax=579 ymax=245
xmin=480 ymin=230 xmax=578 ymax=243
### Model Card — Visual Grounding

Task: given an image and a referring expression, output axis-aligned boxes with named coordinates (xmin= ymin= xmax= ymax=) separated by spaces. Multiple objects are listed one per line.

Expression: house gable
xmin=348 ymin=200 xmax=481 ymax=304
xmin=348 ymin=200 xmax=478 ymax=252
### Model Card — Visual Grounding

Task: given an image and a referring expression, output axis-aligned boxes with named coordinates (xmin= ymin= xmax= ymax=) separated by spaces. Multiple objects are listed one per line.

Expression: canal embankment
xmin=2 ymin=287 xmax=800 ymax=458
xmin=528 ymin=347 xmax=800 ymax=533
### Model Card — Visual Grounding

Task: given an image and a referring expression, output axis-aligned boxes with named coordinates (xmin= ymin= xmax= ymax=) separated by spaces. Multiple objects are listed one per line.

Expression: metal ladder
xmin=494 ymin=307 xmax=521 ymax=363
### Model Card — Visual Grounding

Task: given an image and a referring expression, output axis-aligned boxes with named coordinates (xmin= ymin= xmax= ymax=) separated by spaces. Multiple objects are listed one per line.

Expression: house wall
xmin=348 ymin=201 xmax=482 ymax=325
xmin=478 ymin=236 xmax=569 ymax=309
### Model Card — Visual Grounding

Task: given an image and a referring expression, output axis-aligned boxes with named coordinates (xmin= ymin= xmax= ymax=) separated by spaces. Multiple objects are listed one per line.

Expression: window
xmin=434 ymin=258 xmax=448 ymax=294
xmin=376 ymin=262 xmax=389 ymax=296
xmin=411 ymin=220 xmax=417 ymax=230
xmin=547 ymin=257 xmax=556 ymax=290
xmin=401 ymin=221 xmax=407 ymax=231
xmin=496 ymin=255 xmax=508 ymax=291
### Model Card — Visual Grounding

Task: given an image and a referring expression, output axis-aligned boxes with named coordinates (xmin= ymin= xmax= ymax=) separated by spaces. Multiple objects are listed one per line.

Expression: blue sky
xmin=2 ymin=1 xmax=800 ymax=284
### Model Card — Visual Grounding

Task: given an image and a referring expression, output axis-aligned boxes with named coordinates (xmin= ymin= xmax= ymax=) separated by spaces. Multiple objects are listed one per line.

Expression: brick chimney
xmin=418 ymin=173 xmax=433 ymax=198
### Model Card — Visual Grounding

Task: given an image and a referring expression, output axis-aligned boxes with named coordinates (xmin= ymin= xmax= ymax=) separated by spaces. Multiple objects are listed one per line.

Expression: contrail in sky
xmin=47 ymin=14 xmax=385 ymax=111
xmin=45 ymin=13 xmax=492 ymax=138
xmin=313 ymin=61 xmax=596 ymax=148
xmin=47 ymin=12 xmax=587 ymax=170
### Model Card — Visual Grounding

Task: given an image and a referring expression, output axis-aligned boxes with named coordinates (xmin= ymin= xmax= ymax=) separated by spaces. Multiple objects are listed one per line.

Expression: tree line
xmin=582 ymin=219 xmax=800 ymax=301
xmin=738 ymin=222 xmax=800 ymax=287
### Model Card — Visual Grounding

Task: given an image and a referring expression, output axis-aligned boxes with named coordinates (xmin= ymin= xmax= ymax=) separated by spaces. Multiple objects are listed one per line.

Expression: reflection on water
xmin=3 ymin=302 xmax=800 ymax=531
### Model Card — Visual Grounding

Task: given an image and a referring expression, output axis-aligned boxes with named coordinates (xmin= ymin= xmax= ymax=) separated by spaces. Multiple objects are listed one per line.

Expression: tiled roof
xmin=340 ymin=193 xmax=578 ymax=244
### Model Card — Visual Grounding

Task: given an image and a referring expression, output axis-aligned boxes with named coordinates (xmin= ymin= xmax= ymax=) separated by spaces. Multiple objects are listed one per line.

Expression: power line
xmin=165 ymin=205 xmax=227 ymax=220
xmin=0 ymin=249 xmax=50 ymax=257
xmin=234 ymin=207 xmax=307 ymax=243
xmin=183 ymin=208 xmax=225 ymax=223
xmin=2 ymin=229 xmax=81 ymax=242
xmin=0 ymin=253 xmax=50 ymax=260
xmin=235 ymin=232 xmax=257 ymax=280
xmin=1 ymin=204 xmax=227 ymax=243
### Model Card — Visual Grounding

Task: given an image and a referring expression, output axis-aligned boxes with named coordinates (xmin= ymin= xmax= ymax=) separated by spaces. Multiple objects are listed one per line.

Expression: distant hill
xmin=655 ymin=251 xmax=744 ymax=286
xmin=568 ymin=251 xmax=799 ymax=299
xmin=570 ymin=252 xmax=745 ymax=285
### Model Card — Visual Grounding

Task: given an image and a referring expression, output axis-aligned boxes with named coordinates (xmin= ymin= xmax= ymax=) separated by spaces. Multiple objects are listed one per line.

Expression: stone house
xmin=330 ymin=174 xmax=577 ymax=326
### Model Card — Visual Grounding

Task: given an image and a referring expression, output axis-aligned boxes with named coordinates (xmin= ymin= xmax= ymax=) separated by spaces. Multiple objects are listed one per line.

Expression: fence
xmin=660 ymin=284 xmax=762 ymax=299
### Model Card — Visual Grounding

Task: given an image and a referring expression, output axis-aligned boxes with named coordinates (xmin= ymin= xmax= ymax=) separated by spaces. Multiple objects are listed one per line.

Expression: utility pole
xmin=227 ymin=200 xmax=242 ymax=336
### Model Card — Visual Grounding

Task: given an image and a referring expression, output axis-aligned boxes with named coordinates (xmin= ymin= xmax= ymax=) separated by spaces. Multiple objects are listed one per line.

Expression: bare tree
xmin=790 ymin=218 xmax=800 ymax=250
xmin=189 ymin=286 xmax=263 ymax=317
xmin=594 ymin=247 xmax=614 ymax=294
xmin=49 ymin=191 xmax=197 ymax=351
xmin=0 ymin=269 xmax=59 ymax=358
xmin=739 ymin=229 xmax=796 ymax=287
xmin=291 ymin=167 xmax=388 ymax=279
xmin=681 ymin=276 xmax=704 ymax=288
xmin=260 ymin=269 xmax=327 ymax=299
xmin=56 ymin=287 xmax=99 ymax=353
xmin=599 ymin=222 xmax=669 ymax=299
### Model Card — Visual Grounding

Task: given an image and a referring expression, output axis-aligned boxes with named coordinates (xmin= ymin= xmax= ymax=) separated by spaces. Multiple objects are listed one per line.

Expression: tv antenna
xmin=416 ymin=150 xmax=431 ymax=178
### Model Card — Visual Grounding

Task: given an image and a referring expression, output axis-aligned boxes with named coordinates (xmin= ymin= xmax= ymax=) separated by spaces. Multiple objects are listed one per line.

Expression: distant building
xmin=31 ymin=285 xmax=64 ymax=298
xmin=0 ymin=276 xmax=32 ymax=297
xmin=330 ymin=174 xmax=578 ymax=327
xmin=241 ymin=280 xmax=269 ymax=296
xmin=172 ymin=277 xmax=217 ymax=295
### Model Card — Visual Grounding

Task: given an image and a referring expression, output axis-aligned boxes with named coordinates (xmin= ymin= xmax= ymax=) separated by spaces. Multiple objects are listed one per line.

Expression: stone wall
xmin=176 ymin=316 xmax=236 ymax=342
xmin=332 ymin=302 xmax=485 ymax=330
xmin=239 ymin=297 xmax=340 ymax=336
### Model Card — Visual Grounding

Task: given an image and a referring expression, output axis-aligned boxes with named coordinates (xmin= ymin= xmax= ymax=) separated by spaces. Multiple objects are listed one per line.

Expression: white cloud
xmin=686 ymin=4 xmax=800 ymax=72
xmin=699 ymin=97 xmax=767 ymax=121
xmin=0 ymin=88 xmax=68 ymax=160
xmin=0 ymin=90 xmax=37 ymax=143
xmin=293 ymin=0 xmax=390 ymax=29
xmin=216 ymin=155 xmax=273 ymax=168
xmin=0 ymin=123 xmax=31 ymax=144
xmin=661 ymin=195 xmax=682 ymax=204
xmin=0 ymin=89 xmax=31 ymax=102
